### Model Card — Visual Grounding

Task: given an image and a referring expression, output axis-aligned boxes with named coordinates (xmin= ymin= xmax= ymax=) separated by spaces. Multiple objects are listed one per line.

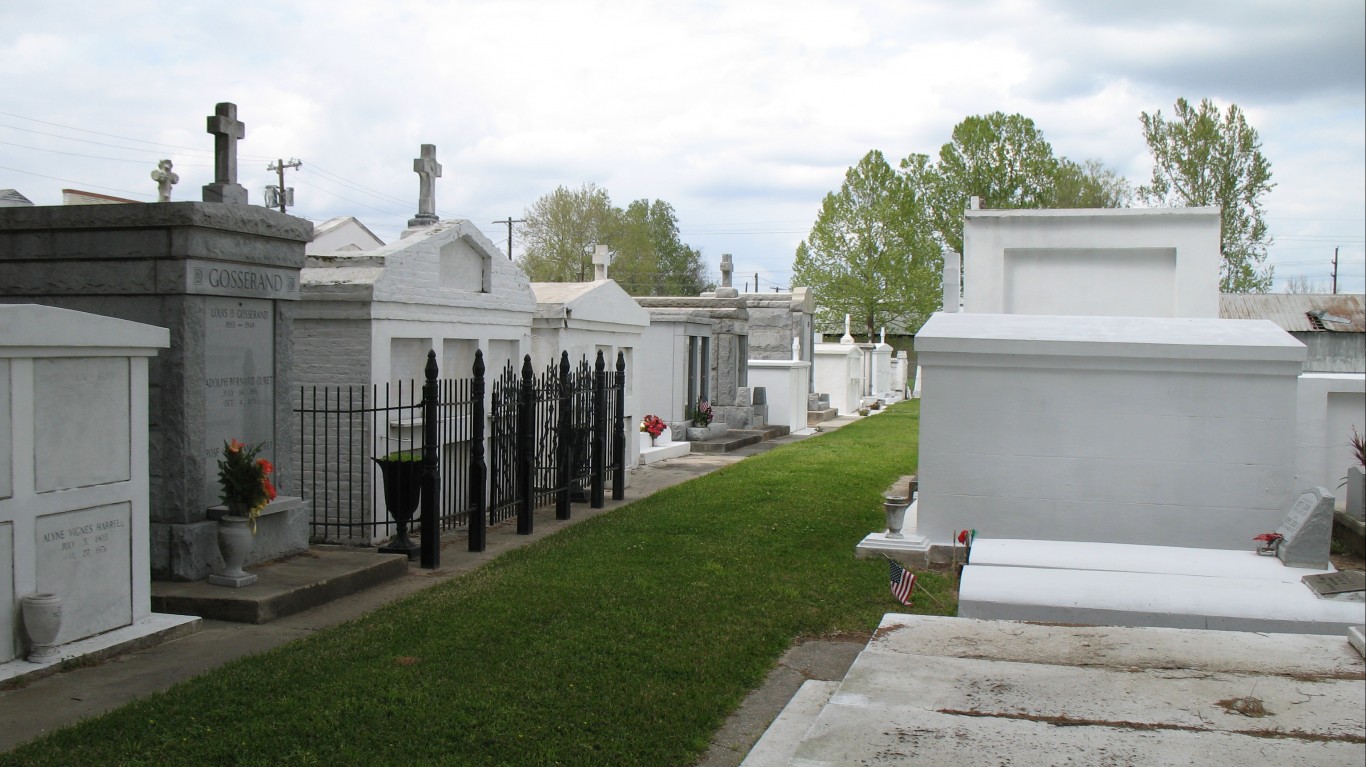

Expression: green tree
xmin=926 ymin=112 xmax=1060 ymax=254
xmin=608 ymin=199 xmax=708 ymax=296
xmin=519 ymin=188 xmax=707 ymax=295
xmin=518 ymin=183 xmax=617 ymax=282
xmin=922 ymin=112 xmax=1130 ymax=253
xmin=1139 ymin=97 xmax=1275 ymax=293
xmin=794 ymin=150 xmax=942 ymax=340
xmin=1050 ymin=158 xmax=1132 ymax=208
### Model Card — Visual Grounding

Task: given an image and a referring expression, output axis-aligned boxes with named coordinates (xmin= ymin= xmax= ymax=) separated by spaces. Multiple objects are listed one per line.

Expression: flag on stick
xmin=888 ymin=559 xmax=916 ymax=606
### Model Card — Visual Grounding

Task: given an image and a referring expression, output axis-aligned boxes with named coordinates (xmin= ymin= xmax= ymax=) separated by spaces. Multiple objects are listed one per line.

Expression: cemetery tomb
xmin=0 ymin=305 xmax=197 ymax=667
xmin=961 ymin=206 xmax=1221 ymax=318
xmin=0 ymin=200 xmax=311 ymax=582
xmin=297 ymin=220 xmax=535 ymax=544
xmin=915 ymin=312 xmax=1306 ymax=550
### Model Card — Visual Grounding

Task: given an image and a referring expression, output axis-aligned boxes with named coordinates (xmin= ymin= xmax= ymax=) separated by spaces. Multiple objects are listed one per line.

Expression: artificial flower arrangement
xmin=1253 ymin=532 xmax=1283 ymax=556
xmin=691 ymin=398 xmax=714 ymax=427
xmin=218 ymin=439 xmax=277 ymax=531
xmin=639 ymin=414 xmax=666 ymax=439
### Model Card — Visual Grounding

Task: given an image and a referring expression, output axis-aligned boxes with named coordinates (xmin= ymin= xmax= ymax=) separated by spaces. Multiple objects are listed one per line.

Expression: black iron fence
xmin=294 ymin=348 xmax=626 ymax=566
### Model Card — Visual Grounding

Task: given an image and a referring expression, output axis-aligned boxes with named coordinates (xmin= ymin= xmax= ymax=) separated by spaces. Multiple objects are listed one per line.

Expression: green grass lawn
xmin=3 ymin=401 xmax=946 ymax=767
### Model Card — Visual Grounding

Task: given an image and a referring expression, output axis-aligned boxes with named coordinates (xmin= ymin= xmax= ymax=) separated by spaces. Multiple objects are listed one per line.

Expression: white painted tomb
xmin=811 ymin=341 xmax=863 ymax=415
xmin=1295 ymin=372 xmax=1366 ymax=502
xmin=530 ymin=276 xmax=649 ymax=469
xmin=915 ymin=312 xmax=1306 ymax=550
xmin=636 ymin=313 xmax=712 ymax=427
xmin=0 ymin=305 xmax=198 ymax=672
xmin=298 ymin=219 xmax=534 ymax=388
xmin=962 ymin=206 xmax=1221 ymax=318
xmin=297 ymin=220 xmax=535 ymax=543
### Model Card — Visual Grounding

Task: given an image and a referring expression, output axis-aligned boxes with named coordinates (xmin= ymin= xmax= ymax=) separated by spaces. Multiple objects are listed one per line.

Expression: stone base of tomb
xmin=154 ymin=497 xmax=307 ymax=582
xmin=0 ymin=613 xmax=200 ymax=688
xmin=854 ymin=532 xmax=933 ymax=569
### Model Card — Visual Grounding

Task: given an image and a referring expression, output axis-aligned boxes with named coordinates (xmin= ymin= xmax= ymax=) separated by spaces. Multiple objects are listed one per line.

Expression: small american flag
xmin=888 ymin=559 xmax=916 ymax=606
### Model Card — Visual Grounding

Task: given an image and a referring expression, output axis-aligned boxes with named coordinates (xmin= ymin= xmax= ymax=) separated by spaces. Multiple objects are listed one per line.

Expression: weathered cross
xmin=413 ymin=144 xmax=442 ymax=219
xmin=150 ymin=159 xmax=179 ymax=202
xmin=206 ymin=103 xmax=245 ymax=185
xmin=720 ymin=253 xmax=733 ymax=288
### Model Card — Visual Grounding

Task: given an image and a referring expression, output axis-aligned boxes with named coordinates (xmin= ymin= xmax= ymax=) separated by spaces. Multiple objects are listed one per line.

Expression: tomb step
xmin=151 ymin=547 xmax=409 ymax=624
xmin=959 ymin=563 xmax=1365 ymax=636
xmin=806 ymin=408 xmax=838 ymax=426
xmin=687 ymin=430 xmax=765 ymax=454
xmin=739 ymin=680 xmax=840 ymax=767
xmin=639 ymin=440 xmax=691 ymax=464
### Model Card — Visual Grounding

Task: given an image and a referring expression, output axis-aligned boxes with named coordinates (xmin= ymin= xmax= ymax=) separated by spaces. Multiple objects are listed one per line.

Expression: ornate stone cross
xmin=151 ymin=159 xmax=179 ymax=202
xmin=408 ymin=143 xmax=442 ymax=228
xmin=202 ymin=102 xmax=247 ymax=204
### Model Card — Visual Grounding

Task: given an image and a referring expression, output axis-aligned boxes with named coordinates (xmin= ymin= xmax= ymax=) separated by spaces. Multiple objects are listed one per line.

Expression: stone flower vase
xmin=883 ymin=495 xmax=908 ymax=539
xmin=374 ymin=456 xmax=422 ymax=559
xmin=209 ymin=510 xmax=258 ymax=588
xmin=20 ymin=593 xmax=63 ymax=662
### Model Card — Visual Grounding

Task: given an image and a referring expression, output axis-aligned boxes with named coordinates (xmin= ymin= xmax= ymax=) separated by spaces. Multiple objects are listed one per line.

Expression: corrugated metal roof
xmin=1220 ymin=293 xmax=1365 ymax=332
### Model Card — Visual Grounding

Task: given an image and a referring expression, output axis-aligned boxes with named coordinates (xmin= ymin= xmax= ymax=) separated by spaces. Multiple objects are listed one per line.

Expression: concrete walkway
xmin=0 ymin=417 xmax=863 ymax=755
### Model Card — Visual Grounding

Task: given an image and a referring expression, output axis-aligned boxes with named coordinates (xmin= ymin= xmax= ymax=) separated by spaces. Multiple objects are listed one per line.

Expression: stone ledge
xmin=151 ymin=548 xmax=409 ymax=624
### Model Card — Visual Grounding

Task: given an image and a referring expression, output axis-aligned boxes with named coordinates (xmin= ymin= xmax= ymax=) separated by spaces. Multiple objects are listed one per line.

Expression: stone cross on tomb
xmin=841 ymin=313 xmax=854 ymax=344
xmin=715 ymin=253 xmax=739 ymax=297
xmin=409 ymin=143 xmax=442 ymax=228
xmin=150 ymin=159 xmax=179 ymax=202
xmin=202 ymin=103 xmax=248 ymax=205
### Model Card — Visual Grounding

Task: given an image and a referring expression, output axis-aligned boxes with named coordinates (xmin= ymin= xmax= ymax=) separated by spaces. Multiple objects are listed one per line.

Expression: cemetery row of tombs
xmin=1 ymin=168 xmax=1362 ymax=665
xmin=0 ymin=197 xmax=917 ymax=664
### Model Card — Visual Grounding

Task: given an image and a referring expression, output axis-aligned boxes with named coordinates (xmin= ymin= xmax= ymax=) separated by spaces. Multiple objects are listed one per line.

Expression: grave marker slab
xmin=1276 ymin=488 xmax=1335 ymax=570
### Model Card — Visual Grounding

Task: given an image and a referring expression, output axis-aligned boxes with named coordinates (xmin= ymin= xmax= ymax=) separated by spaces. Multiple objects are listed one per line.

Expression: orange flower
xmin=262 ymin=477 xmax=277 ymax=501
xmin=257 ymin=458 xmax=274 ymax=475
xmin=229 ymin=439 xmax=245 ymax=452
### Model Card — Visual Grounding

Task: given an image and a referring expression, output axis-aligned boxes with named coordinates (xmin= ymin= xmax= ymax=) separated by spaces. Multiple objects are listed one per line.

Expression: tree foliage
xmin=924 ymin=112 xmax=1130 ymax=253
xmin=1139 ymin=97 xmax=1275 ymax=293
xmin=793 ymin=150 xmax=942 ymax=340
xmin=519 ymin=183 xmax=615 ymax=282
xmin=518 ymin=186 xmax=707 ymax=295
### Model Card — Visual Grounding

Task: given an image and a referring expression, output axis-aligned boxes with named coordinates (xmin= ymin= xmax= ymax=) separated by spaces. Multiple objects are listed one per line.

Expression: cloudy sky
xmin=3 ymin=0 xmax=1362 ymax=293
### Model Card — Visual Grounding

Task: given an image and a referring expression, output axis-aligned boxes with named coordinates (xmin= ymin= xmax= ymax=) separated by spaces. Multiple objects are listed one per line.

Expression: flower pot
xmin=21 ymin=593 xmax=63 ymax=662
xmin=374 ymin=457 xmax=422 ymax=559
xmin=209 ymin=515 xmax=258 ymax=587
xmin=883 ymin=496 xmax=908 ymax=539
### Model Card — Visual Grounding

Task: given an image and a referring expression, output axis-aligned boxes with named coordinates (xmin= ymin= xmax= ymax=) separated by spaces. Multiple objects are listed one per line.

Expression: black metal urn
xmin=374 ymin=454 xmax=422 ymax=559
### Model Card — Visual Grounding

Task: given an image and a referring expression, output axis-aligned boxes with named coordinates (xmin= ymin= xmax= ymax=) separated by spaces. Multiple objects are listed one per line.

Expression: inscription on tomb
xmin=35 ymin=504 xmax=133 ymax=644
xmin=203 ymin=297 xmax=275 ymax=508
xmin=186 ymin=259 xmax=298 ymax=300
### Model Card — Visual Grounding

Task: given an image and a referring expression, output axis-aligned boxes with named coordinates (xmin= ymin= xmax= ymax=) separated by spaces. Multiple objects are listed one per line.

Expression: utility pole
xmin=493 ymin=217 xmax=525 ymax=260
xmin=265 ymin=158 xmax=302 ymax=213
xmin=1332 ymin=247 xmax=1339 ymax=294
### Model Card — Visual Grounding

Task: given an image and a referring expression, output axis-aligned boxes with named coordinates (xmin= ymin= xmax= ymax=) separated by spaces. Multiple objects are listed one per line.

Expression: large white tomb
xmin=1 ymin=305 xmax=197 ymax=667
xmin=962 ymin=207 xmax=1221 ymax=318
xmin=915 ymin=312 xmax=1306 ymax=549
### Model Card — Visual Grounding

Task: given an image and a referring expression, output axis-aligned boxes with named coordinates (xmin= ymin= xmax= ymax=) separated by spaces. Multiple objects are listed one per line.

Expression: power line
xmin=0 ymin=163 xmax=153 ymax=199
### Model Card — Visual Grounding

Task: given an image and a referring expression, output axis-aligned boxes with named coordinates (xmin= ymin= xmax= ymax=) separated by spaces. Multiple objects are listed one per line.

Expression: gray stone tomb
xmin=1276 ymin=487 xmax=1335 ymax=570
xmin=1 ymin=107 xmax=312 ymax=582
